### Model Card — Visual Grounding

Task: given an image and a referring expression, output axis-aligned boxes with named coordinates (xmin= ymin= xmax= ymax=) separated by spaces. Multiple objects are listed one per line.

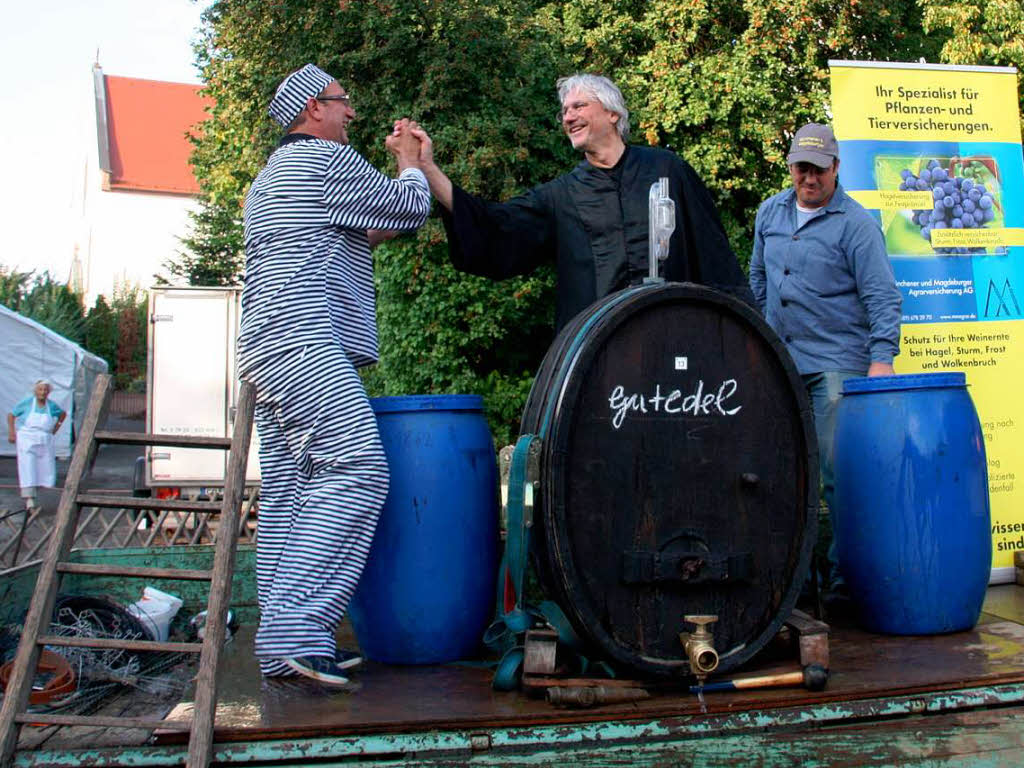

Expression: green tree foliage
xmin=1 ymin=265 xmax=148 ymax=389
xmin=110 ymin=284 xmax=149 ymax=389
xmin=23 ymin=279 xmax=86 ymax=344
xmin=920 ymin=0 xmax=1024 ymax=133
xmin=183 ymin=0 xmax=573 ymax=442
xmin=0 ymin=270 xmax=86 ymax=344
xmin=168 ymin=203 xmax=246 ymax=286
xmin=549 ymin=0 xmax=947 ymax=262
xmin=182 ymin=0 xmax=1019 ymax=442
xmin=0 ymin=267 xmax=32 ymax=312
xmin=84 ymin=295 xmax=118 ymax=370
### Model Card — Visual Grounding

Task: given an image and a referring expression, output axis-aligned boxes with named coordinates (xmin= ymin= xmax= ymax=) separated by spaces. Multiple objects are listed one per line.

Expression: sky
xmin=0 ymin=0 xmax=210 ymax=283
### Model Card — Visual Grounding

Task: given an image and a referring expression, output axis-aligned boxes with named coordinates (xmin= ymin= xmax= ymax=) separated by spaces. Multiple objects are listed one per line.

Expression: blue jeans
xmin=803 ymin=370 xmax=865 ymax=588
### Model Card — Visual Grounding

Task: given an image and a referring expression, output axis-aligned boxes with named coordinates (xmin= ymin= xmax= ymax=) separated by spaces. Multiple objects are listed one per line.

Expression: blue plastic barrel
xmin=348 ymin=395 xmax=499 ymax=663
xmin=834 ymin=373 xmax=990 ymax=634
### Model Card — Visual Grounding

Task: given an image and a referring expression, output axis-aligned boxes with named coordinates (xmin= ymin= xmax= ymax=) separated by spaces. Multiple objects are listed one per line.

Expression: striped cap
xmin=269 ymin=64 xmax=335 ymax=127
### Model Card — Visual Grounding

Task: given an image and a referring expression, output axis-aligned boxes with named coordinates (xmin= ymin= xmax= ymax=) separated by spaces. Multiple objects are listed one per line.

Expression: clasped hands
xmin=384 ymin=118 xmax=433 ymax=171
xmin=368 ymin=120 xmax=435 ymax=248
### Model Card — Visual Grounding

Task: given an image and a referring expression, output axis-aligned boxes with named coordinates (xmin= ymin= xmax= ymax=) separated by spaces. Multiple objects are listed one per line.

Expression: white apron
xmin=16 ymin=403 xmax=57 ymax=489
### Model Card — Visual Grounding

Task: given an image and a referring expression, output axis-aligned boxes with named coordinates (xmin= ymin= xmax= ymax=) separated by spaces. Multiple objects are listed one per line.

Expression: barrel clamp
xmin=493 ymin=435 xmax=543 ymax=644
xmin=523 ymin=438 xmax=541 ymax=528
xmin=500 ymin=437 xmax=541 ymax=531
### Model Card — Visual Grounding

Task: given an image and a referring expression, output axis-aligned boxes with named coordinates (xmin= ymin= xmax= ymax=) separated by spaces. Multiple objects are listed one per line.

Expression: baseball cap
xmin=787 ymin=123 xmax=839 ymax=168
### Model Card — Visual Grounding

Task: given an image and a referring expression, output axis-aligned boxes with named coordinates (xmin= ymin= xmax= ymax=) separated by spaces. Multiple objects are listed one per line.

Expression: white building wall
xmin=77 ymin=183 xmax=197 ymax=306
xmin=3 ymin=66 xmax=197 ymax=308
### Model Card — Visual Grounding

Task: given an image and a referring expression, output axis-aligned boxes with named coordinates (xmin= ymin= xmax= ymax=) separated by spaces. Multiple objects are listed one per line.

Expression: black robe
xmin=441 ymin=144 xmax=753 ymax=330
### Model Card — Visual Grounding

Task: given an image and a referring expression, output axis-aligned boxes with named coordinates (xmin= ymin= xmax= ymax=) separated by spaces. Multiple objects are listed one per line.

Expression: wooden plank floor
xmin=135 ymin=584 xmax=1024 ymax=745
xmin=16 ymin=659 xmax=195 ymax=751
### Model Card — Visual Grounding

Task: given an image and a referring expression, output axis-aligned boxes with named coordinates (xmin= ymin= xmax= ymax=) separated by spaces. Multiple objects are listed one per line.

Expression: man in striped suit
xmin=238 ymin=64 xmax=431 ymax=687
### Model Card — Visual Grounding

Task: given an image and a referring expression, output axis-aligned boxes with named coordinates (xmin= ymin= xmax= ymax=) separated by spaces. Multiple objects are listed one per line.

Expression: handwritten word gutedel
xmin=608 ymin=381 xmax=742 ymax=430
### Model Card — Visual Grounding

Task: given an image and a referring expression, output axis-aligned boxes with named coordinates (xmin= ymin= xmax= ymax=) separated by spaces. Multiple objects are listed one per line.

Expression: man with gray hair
xmin=407 ymin=73 xmax=750 ymax=330
xmin=239 ymin=63 xmax=430 ymax=687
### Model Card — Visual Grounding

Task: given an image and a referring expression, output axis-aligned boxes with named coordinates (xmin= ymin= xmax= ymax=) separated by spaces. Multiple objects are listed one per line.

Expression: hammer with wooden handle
xmin=690 ymin=664 xmax=828 ymax=693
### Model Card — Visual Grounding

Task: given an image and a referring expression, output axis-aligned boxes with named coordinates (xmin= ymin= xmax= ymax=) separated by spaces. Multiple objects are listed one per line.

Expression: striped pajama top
xmin=238 ymin=135 xmax=431 ymax=374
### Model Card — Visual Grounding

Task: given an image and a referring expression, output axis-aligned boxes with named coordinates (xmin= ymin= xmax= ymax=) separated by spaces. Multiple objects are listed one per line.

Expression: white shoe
xmin=282 ymin=656 xmax=351 ymax=687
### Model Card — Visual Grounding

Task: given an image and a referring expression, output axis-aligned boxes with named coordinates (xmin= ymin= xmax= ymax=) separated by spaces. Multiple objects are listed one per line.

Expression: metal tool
xmin=691 ymin=663 xmax=829 ymax=693
xmin=546 ymin=685 xmax=650 ymax=708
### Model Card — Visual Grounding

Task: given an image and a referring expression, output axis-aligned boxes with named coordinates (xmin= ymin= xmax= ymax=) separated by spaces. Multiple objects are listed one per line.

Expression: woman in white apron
xmin=6 ymin=380 xmax=66 ymax=511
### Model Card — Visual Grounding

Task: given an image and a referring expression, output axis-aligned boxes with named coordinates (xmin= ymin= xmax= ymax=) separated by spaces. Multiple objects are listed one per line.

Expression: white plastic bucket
xmin=128 ymin=587 xmax=183 ymax=642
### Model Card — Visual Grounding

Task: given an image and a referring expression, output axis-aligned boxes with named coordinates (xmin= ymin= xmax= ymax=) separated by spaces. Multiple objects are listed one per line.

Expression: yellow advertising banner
xmin=831 ymin=64 xmax=1021 ymax=143
xmin=830 ymin=60 xmax=1024 ymax=581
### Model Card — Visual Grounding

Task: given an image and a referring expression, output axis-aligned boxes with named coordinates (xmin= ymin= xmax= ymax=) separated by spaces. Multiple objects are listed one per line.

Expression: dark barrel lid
xmin=842 ymin=372 xmax=966 ymax=394
xmin=370 ymin=394 xmax=484 ymax=413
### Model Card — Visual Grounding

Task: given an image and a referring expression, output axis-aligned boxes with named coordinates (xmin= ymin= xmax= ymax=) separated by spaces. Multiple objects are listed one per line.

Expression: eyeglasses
xmin=317 ymin=94 xmax=351 ymax=105
xmin=791 ymin=161 xmax=836 ymax=175
xmin=558 ymin=100 xmax=591 ymax=121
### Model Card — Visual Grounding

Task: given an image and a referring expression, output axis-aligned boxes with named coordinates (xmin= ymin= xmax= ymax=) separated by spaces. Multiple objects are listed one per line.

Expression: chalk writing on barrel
xmin=607 ymin=380 xmax=741 ymax=429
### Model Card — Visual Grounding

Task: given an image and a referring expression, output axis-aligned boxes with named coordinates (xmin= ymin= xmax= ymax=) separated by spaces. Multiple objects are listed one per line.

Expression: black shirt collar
xmin=278 ymin=132 xmax=319 ymax=147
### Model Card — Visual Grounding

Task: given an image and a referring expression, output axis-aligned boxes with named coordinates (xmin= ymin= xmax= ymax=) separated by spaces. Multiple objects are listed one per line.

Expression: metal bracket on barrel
xmin=523 ymin=628 xmax=559 ymax=675
xmin=501 ymin=435 xmax=542 ymax=635
xmin=784 ymin=608 xmax=830 ymax=671
xmin=523 ymin=438 xmax=540 ymax=528
xmin=501 ymin=438 xmax=540 ymax=533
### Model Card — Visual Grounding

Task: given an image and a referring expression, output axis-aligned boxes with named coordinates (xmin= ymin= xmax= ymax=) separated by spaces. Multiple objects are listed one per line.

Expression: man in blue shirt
xmin=749 ymin=122 xmax=901 ymax=597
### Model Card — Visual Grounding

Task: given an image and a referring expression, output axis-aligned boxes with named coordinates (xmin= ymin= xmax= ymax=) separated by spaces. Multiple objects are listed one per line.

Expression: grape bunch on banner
xmin=828 ymin=60 xmax=1024 ymax=581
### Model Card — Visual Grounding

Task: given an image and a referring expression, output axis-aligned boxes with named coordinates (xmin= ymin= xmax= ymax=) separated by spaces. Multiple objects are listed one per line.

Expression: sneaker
xmin=334 ymin=648 xmax=363 ymax=670
xmin=282 ymin=655 xmax=350 ymax=687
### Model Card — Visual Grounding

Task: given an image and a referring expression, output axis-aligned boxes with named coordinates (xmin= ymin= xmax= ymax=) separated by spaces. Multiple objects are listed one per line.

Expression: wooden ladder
xmin=0 ymin=373 xmax=256 ymax=768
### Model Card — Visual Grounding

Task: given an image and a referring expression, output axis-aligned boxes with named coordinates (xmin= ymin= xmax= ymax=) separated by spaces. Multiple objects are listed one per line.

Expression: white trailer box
xmin=146 ymin=287 xmax=259 ymax=489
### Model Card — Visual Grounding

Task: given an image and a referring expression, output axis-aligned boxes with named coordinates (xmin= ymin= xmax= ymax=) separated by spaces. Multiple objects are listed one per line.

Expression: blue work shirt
xmin=749 ymin=184 xmax=901 ymax=375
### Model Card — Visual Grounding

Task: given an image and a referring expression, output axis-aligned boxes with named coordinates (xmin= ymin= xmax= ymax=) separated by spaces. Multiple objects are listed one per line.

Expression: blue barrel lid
xmin=842 ymin=372 xmax=966 ymax=394
xmin=370 ymin=394 xmax=484 ymax=413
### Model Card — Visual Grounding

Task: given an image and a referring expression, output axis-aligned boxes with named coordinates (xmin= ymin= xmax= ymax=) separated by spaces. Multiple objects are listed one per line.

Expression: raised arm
xmin=394 ymin=121 xmax=552 ymax=279
xmin=322 ymin=141 xmax=430 ymax=233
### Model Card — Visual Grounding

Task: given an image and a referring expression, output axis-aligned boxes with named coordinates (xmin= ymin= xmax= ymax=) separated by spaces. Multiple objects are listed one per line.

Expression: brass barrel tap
xmin=681 ymin=614 xmax=720 ymax=685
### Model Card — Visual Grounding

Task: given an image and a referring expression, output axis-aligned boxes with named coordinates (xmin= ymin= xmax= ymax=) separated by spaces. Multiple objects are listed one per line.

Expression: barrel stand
xmin=782 ymin=609 xmax=830 ymax=671
xmin=521 ymin=609 xmax=830 ymax=707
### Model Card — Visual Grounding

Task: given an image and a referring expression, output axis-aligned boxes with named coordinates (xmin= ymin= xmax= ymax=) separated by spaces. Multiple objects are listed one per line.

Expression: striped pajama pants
xmin=245 ymin=343 xmax=388 ymax=677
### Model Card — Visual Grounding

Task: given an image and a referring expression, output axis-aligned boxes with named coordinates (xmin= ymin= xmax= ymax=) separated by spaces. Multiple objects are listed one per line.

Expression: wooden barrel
xmin=521 ymin=283 xmax=818 ymax=677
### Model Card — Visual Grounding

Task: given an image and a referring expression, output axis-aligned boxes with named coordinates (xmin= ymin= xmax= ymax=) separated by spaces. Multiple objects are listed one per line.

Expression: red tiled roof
xmin=102 ymin=75 xmax=213 ymax=195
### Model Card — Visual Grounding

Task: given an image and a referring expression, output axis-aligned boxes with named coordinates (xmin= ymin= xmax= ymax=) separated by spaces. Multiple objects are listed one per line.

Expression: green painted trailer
xmin=4 ymin=545 xmax=1024 ymax=767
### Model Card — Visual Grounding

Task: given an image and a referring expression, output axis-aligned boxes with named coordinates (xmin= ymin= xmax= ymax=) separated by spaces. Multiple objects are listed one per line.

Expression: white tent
xmin=1 ymin=305 xmax=109 ymax=458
